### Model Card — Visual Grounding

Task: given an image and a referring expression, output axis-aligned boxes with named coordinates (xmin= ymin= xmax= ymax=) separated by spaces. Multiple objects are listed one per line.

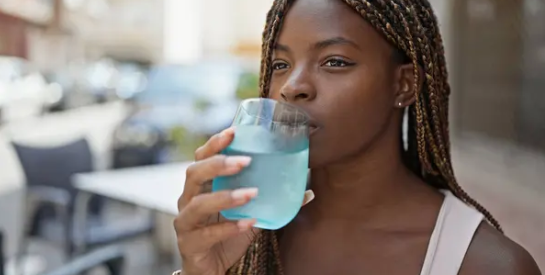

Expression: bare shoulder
xmin=459 ymin=222 xmax=542 ymax=275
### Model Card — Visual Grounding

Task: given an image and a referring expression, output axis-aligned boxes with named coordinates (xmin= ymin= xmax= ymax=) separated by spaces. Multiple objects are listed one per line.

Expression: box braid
xmin=228 ymin=0 xmax=502 ymax=274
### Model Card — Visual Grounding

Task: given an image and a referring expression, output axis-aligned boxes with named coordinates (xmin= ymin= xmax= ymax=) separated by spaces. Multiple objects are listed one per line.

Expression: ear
xmin=393 ymin=63 xmax=424 ymax=108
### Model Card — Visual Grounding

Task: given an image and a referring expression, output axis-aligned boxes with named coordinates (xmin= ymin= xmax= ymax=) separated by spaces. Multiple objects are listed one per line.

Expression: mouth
xmin=309 ymin=122 xmax=321 ymax=136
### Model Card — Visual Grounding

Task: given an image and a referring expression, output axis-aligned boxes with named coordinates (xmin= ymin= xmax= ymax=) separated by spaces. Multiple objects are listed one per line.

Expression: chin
xmin=308 ymin=140 xmax=336 ymax=168
xmin=308 ymin=149 xmax=334 ymax=169
xmin=309 ymin=142 xmax=368 ymax=169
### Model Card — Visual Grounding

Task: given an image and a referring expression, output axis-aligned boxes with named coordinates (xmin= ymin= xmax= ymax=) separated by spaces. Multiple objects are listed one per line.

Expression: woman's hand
xmin=174 ymin=127 xmax=315 ymax=275
xmin=174 ymin=127 xmax=260 ymax=275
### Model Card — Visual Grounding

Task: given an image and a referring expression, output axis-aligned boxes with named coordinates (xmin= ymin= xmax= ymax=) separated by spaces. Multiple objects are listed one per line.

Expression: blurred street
xmin=453 ymin=138 xmax=545 ymax=268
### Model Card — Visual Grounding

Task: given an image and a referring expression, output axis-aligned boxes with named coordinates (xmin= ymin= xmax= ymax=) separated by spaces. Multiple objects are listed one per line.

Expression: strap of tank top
xmin=420 ymin=191 xmax=484 ymax=275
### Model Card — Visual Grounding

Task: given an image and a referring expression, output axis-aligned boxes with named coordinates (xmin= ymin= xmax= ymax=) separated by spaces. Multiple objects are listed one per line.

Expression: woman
xmin=173 ymin=0 xmax=541 ymax=274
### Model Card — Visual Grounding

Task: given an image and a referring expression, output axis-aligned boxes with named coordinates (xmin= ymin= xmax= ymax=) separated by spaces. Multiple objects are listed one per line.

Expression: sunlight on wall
xmin=233 ymin=0 xmax=274 ymax=44
xmin=163 ymin=0 xmax=203 ymax=64
xmin=163 ymin=0 xmax=273 ymax=62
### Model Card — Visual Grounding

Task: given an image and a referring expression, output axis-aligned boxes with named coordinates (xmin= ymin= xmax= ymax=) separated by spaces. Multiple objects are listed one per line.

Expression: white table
xmin=72 ymin=162 xmax=192 ymax=269
xmin=72 ymin=162 xmax=191 ymax=216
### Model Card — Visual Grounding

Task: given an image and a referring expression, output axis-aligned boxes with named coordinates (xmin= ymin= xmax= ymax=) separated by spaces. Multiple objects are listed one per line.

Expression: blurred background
xmin=0 ymin=0 xmax=543 ymax=274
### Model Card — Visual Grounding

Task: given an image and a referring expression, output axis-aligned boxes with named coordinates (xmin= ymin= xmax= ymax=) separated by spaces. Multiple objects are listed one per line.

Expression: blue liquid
xmin=212 ymin=125 xmax=309 ymax=230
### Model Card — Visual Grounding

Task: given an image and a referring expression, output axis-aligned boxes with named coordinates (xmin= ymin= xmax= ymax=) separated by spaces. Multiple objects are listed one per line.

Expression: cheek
xmin=310 ymin=73 xmax=394 ymax=161
xmin=318 ymin=72 xmax=393 ymax=131
xmin=268 ymin=75 xmax=286 ymax=100
xmin=321 ymin=92 xmax=389 ymax=144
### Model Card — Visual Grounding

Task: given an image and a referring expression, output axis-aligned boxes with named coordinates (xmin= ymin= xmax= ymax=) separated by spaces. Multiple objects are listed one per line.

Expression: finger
xmin=177 ymin=219 xmax=256 ymax=255
xmin=179 ymin=155 xmax=252 ymax=210
xmin=194 ymin=127 xmax=235 ymax=161
xmin=177 ymin=188 xmax=258 ymax=231
xmin=302 ymin=189 xmax=315 ymax=206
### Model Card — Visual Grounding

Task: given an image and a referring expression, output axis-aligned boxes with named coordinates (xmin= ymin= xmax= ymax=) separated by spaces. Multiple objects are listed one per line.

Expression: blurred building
xmin=432 ymin=0 xmax=545 ymax=154
xmin=2 ymin=0 xmax=543 ymax=158
xmin=0 ymin=0 xmax=272 ymax=70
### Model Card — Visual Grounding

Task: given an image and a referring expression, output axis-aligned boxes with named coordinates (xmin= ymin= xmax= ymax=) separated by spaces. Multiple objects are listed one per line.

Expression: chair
xmin=11 ymin=138 xmax=155 ymax=260
xmin=41 ymin=245 xmax=125 ymax=275
xmin=2 ymin=230 xmax=125 ymax=275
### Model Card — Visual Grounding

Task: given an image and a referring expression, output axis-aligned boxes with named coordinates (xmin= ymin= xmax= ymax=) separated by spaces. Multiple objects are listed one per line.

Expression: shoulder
xmin=459 ymin=222 xmax=542 ymax=275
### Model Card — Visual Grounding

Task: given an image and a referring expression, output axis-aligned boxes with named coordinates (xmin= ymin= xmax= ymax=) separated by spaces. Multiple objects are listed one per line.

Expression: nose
xmin=280 ymin=67 xmax=316 ymax=103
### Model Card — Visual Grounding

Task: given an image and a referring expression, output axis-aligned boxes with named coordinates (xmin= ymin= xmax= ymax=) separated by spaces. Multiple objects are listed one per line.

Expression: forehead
xmin=285 ymin=0 xmax=360 ymax=24
xmin=277 ymin=0 xmax=387 ymax=50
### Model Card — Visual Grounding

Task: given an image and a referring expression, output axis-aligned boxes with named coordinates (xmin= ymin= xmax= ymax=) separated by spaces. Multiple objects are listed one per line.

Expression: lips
xmin=309 ymin=121 xmax=321 ymax=136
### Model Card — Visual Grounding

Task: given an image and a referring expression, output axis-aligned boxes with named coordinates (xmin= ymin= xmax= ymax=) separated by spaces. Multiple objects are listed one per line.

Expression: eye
xmin=323 ymin=58 xmax=354 ymax=67
xmin=272 ymin=60 xmax=289 ymax=71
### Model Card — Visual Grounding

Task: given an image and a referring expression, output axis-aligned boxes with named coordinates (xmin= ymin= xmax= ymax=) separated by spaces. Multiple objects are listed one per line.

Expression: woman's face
xmin=268 ymin=0 xmax=409 ymax=168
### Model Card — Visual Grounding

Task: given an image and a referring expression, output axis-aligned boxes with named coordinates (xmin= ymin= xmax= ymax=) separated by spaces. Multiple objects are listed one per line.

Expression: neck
xmin=305 ymin=131 xmax=420 ymax=223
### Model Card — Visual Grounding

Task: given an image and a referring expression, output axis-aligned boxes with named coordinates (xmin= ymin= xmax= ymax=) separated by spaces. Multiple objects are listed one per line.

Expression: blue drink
xmin=212 ymin=98 xmax=310 ymax=230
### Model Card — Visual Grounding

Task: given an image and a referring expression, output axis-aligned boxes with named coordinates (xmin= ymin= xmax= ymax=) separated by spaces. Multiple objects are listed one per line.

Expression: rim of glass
xmin=239 ymin=98 xmax=310 ymax=124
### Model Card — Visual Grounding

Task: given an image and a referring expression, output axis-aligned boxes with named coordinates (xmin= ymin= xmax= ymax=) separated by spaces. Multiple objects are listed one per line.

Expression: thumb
xmin=302 ymin=190 xmax=315 ymax=206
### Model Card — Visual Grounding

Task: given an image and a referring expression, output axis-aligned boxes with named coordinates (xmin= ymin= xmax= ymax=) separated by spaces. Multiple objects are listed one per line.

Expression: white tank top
xmin=419 ymin=191 xmax=484 ymax=275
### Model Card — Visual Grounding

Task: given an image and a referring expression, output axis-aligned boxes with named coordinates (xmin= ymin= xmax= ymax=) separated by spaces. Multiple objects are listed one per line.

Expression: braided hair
xmin=228 ymin=0 xmax=501 ymax=274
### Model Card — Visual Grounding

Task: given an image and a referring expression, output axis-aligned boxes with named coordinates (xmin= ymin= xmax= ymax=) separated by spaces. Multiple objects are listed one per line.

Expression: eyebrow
xmin=314 ymin=37 xmax=361 ymax=51
xmin=274 ymin=37 xmax=361 ymax=53
xmin=275 ymin=43 xmax=291 ymax=52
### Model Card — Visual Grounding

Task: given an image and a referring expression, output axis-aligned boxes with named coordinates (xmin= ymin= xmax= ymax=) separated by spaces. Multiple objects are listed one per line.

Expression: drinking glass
xmin=212 ymin=98 xmax=310 ymax=230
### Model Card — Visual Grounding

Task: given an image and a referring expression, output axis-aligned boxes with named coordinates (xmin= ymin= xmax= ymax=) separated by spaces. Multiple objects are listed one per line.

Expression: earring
xmin=398 ymin=102 xmax=403 ymax=107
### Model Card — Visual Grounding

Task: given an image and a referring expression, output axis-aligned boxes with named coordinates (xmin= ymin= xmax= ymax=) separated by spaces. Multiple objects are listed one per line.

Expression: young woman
xmin=173 ymin=0 xmax=541 ymax=274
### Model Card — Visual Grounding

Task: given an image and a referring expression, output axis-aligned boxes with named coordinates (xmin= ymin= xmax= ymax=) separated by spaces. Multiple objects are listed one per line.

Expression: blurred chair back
xmin=12 ymin=138 xmax=93 ymax=197
xmin=11 ymin=138 xmax=103 ymax=238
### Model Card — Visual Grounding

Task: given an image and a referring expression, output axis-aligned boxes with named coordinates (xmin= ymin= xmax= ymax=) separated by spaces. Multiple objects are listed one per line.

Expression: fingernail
xmin=225 ymin=156 xmax=252 ymax=168
xmin=220 ymin=127 xmax=235 ymax=139
xmin=232 ymin=188 xmax=258 ymax=200
xmin=237 ymin=219 xmax=255 ymax=231
xmin=302 ymin=190 xmax=315 ymax=206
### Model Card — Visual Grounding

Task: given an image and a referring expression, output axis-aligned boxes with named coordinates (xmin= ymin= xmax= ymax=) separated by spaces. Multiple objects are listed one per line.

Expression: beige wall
xmin=201 ymin=0 xmax=273 ymax=57
xmin=455 ymin=0 xmax=523 ymax=142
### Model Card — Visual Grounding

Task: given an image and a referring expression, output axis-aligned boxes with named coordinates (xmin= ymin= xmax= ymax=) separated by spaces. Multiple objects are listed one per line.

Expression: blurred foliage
xmin=168 ymin=126 xmax=208 ymax=161
xmin=166 ymin=71 xmax=260 ymax=161
xmin=236 ymin=71 xmax=260 ymax=100
xmin=193 ymin=98 xmax=212 ymax=112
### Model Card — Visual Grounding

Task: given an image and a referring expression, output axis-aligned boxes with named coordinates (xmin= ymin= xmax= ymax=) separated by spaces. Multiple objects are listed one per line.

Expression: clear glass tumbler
xmin=212 ymin=98 xmax=310 ymax=230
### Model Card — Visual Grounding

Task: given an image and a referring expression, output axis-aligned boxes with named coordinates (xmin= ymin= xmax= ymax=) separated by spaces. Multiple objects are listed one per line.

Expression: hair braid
xmin=412 ymin=0 xmax=452 ymax=147
xmin=259 ymin=0 xmax=291 ymax=97
xmin=346 ymin=1 xmax=397 ymax=46
xmin=399 ymin=0 xmax=502 ymax=229
xmin=403 ymin=0 xmax=453 ymax=173
xmin=229 ymin=0 xmax=502 ymax=273
xmin=400 ymin=1 xmax=447 ymax=172
xmin=386 ymin=1 xmax=436 ymax=174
